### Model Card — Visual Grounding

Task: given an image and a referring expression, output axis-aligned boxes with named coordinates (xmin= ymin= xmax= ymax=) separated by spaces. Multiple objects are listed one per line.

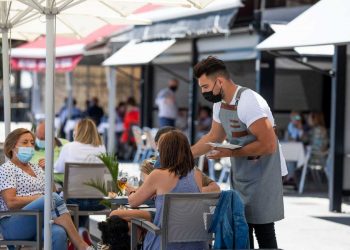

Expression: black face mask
xmin=170 ymin=86 xmax=178 ymax=92
xmin=202 ymin=80 xmax=222 ymax=103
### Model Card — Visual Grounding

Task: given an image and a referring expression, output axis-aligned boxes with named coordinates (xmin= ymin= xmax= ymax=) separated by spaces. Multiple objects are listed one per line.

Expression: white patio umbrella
xmin=3 ymin=0 xmax=214 ymax=248
xmin=0 ymin=1 xmax=40 ymax=138
xmin=0 ymin=0 xmax=154 ymax=140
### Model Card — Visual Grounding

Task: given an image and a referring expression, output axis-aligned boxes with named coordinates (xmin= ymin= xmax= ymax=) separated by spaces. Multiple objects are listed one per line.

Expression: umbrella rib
xmin=99 ymin=0 xmax=127 ymax=17
xmin=11 ymin=6 xmax=35 ymax=26
xmin=59 ymin=0 xmax=86 ymax=12
xmin=58 ymin=0 xmax=81 ymax=12
xmin=5 ymin=1 xmax=11 ymax=26
xmin=186 ymin=0 xmax=202 ymax=9
xmin=15 ymin=13 xmax=42 ymax=27
xmin=17 ymin=0 xmax=45 ymax=13
xmin=56 ymin=14 xmax=82 ymax=38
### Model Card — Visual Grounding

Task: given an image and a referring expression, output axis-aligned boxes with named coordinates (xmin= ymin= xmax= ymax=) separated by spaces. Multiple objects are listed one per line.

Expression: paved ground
xmin=275 ymin=190 xmax=350 ymax=250
xmin=2 ymin=166 xmax=350 ymax=249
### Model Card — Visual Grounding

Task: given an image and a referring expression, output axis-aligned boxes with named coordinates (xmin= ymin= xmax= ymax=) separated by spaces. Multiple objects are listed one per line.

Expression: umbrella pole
xmin=44 ymin=9 xmax=56 ymax=250
xmin=1 ymin=28 xmax=11 ymax=138
xmin=107 ymin=66 xmax=116 ymax=154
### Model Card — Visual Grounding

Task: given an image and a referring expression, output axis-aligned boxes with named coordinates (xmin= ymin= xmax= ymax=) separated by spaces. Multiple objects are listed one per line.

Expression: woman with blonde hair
xmin=0 ymin=128 xmax=94 ymax=250
xmin=54 ymin=118 xmax=106 ymax=173
xmin=54 ymin=118 xmax=106 ymax=231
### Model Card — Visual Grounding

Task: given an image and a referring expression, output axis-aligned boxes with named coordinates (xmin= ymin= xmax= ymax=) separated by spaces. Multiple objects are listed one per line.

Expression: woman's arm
xmin=127 ymin=170 xmax=160 ymax=208
xmin=1 ymin=188 xmax=42 ymax=209
xmin=194 ymin=170 xmax=203 ymax=192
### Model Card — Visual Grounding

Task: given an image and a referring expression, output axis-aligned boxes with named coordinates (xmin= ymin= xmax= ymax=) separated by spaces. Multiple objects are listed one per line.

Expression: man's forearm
xmin=231 ymin=139 xmax=276 ymax=157
xmin=191 ymin=134 xmax=216 ymax=158
xmin=202 ymin=182 xmax=221 ymax=193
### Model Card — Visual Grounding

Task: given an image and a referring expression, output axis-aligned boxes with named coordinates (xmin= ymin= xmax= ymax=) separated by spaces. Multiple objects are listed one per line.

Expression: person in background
xmin=175 ymin=108 xmax=188 ymax=132
xmin=58 ymin=98 xmax=83 ymax=139
xmin=115 ymin=102 xmax=127 ymax=157
xmin=121 ymin=97 xmax=140 ymax=160
xmin=155 ymin=79 xmax=179 ymax=127
xmin=31 ymin=121 xmax=69 ymax=184
xmin=286 ymin=111 xmax=306 ymax=142
xmin=140 ymin=126 xmax=220 ymax=193
xmin=196 ymin=106 xmax=212 ymax=141
xmin=87 ymin=97 xmax=104 ymax=126
xmin=54 ymin=118 xmax=106 ymax=233
xmin=0 ymin=128 xmax=94 ymax=250
xmin=284 ymin=111 xmax=308 ymax=186
xmin=306 ymin=112 xmax=328 ymax=166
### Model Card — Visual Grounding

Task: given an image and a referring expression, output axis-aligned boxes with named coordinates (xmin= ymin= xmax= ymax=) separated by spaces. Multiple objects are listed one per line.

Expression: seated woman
xmin=140 ymin=126 xmax=220 ymax=193
xmin=306 ymin=112 xmax=328 ymax=166
xmin=99 ymin=130 xmax=206 ymax=250
xmin=54 ymin=118 xmax=106 ymax=173
xmin=54 ymin=118 xmax=107 ymax=229
xmin=0 ymin=128 xmax=93 ymax=250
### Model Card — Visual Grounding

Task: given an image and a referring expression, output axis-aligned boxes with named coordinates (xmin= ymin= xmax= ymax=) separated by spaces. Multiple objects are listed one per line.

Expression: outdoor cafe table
xmin=280 ymin=141 xmax=306 ymax=167
xmin=104 ymin=196 xmax=155 ymax=210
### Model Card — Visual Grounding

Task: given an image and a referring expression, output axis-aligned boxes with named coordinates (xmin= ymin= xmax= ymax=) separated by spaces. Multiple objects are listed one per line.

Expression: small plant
xmin=84 ymin=153 xmax=122 ymax=208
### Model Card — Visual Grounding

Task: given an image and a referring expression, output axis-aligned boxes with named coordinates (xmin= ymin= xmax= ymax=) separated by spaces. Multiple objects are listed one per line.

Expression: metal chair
xmin=63 ymin=162 xmax=112 ymax=227
xmin=130 ymin=192 xmax=220 ymax=250
xmin=299 ymin=146 xmax=328 ymax=194
xmin=0 ymin=210 xmax=43 ymax=249
xmin=142 ymin=127 xmax=157 ymax=160
xmin=131 ymin=126 xmax=146 ymax=163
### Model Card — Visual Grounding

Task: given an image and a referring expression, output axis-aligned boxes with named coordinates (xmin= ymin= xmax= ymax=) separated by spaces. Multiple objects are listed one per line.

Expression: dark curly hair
xmin=98 ymin=215 xmax=130 ymax=250
xmin=193 ymin=56 xmax=230 ymax=80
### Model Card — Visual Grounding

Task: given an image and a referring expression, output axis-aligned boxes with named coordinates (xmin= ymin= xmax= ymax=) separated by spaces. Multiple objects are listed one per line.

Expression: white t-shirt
xmin=54 ymin=141 xmax=106 ymax=173
xmin=213 ymin=86 xmax=288 ymax=176
xmin=155 ymin=88 xmax=177 ymax=119
xmin=0 ymin=161 xmax=45 ymax=213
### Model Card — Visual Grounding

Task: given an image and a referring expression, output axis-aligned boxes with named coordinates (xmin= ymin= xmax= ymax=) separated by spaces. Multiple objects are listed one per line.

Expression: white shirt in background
xmin=212 ymin=86 xmax=288 ymax=176
xmin=54 ymin=141 xmax=106 ymax=173
xmin=155 ymin=88 xmax=177 ymax=119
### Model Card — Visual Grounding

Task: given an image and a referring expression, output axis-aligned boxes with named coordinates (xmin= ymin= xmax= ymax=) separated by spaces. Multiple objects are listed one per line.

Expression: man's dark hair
xmin=154 ymin=126 xmax=177 ymax=143
xmin=193 ymin=56 xmax=230 ymax=79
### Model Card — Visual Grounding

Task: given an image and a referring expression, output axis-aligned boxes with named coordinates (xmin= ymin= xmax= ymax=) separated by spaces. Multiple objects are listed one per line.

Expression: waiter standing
xmin=191 ymin=56 xmax=285 ymax=249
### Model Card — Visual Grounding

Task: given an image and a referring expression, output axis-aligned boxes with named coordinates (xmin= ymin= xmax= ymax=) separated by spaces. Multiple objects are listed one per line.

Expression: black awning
xmin=130 ymin=8 xmax=238 ymax=41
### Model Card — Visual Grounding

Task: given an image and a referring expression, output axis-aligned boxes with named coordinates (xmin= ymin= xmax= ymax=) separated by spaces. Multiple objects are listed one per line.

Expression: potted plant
xmin=84 ymin=152 xmax=122 ymax=207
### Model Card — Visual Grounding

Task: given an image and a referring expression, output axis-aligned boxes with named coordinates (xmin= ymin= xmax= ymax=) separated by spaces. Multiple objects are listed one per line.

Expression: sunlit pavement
xmin=276 ymin=192 xmax=350 ymax=250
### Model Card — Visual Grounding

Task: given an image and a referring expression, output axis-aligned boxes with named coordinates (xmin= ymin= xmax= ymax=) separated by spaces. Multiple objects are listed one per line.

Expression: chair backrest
xmin=63 ymin=162 xmax=108 ymax=200
xmin=142 ymin=127 xmax=157 ymax=151
xmin=0 ymin=210 xmax=43 ymax=249
xmin=161 ymin=193 xmax=220 ymax=246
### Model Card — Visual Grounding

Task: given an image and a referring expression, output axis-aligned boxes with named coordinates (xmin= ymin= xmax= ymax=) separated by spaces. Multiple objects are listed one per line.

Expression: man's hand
xmin=206 ymin=148 xmax=233 ymax=159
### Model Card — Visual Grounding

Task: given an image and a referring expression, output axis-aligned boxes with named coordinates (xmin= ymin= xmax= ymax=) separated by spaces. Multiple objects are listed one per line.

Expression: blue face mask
xmin=35 ymin=138 xmax=45 ymax=149
xmin=16 ymin=147 xmax=35 ymax=163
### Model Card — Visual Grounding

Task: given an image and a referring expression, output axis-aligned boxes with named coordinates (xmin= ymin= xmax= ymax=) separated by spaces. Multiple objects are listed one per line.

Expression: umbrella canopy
xmin=2 ymin=1 xmax=215 ymax=248
xmin=257 ymin=0 xmax=350 ymax=50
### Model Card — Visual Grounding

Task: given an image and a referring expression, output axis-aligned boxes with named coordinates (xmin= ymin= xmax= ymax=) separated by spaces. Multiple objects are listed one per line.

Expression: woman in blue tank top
xmin=128 ymin=130 xmax=205 ymax=250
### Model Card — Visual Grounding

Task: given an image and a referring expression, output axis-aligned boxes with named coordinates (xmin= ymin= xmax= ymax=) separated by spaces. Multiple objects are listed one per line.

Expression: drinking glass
xmin=117 ymin=170 xmax=128 ymax=195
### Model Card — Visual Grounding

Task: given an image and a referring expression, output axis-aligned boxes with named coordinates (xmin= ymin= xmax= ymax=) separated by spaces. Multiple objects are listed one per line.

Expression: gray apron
xmin=219 ymin=87 xmax=284 ymax=224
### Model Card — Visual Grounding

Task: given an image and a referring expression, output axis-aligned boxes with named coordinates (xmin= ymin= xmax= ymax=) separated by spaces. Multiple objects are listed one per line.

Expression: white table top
xmin=280 ymin=141 xmax=306 ymax=167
